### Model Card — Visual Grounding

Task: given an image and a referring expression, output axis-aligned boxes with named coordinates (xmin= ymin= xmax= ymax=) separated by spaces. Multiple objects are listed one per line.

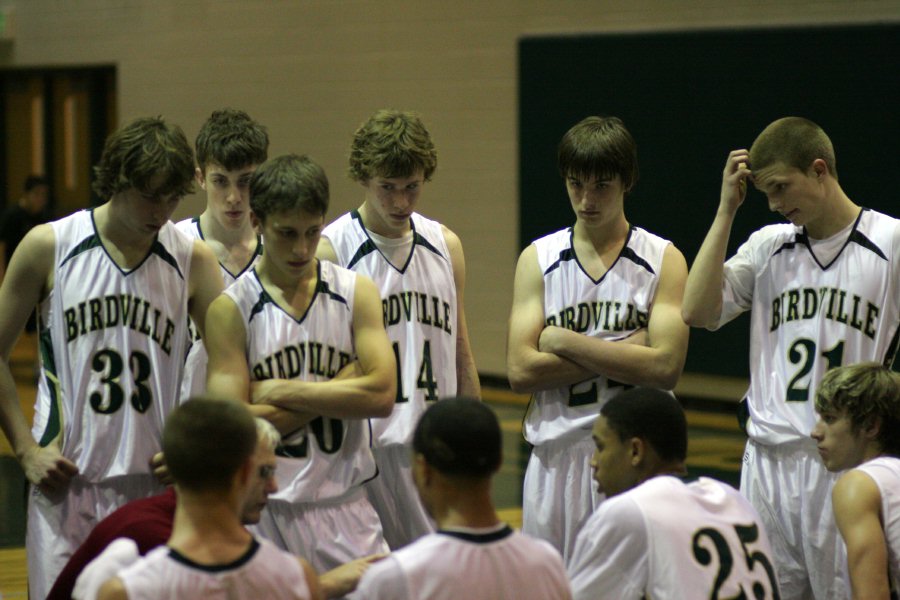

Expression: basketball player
xmin=812 ymin=363 xmax=900 ymax=599
xmin=318 ymin=109 xmax=480 ymax=549
xmin=506 ymin=115 xmax=689 ymax=560
xmin=682 ymin=117 xmax=900 ymax=598
xmin=0 ymin=116 xmax=224 ymax=599
xmin=568 ymin=388 xmax=780 ymax=599
xmin=94 ymin=398 xmax=322 ymax=600
xmin=68 ymin=416 xmax=376 ymax=600
xmin=51 ymin=416 xmax=279 ymax=600
xmin=350 ymin=397 xmax=571 ymax=599
xmin=175 ymin=108 xmax=268 ymax=401
xmin=205 ymin=154 xmax=395 ymax=572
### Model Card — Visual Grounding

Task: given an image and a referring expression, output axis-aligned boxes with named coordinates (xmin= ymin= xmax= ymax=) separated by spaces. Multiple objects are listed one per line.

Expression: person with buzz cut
xmin=568 ymin=387 xmax=780 ymax=599
xmin=351 ymin=397 xmax=571 ymax=600
xmin=95 ymin=398 xmax=322 ymax=600
xmin=682 ymin=117 xmax=900 ymax=599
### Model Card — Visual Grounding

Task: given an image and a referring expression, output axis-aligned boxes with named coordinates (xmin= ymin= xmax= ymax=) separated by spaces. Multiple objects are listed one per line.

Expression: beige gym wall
xmin=3 ymin=0 xmax=898 ymax=376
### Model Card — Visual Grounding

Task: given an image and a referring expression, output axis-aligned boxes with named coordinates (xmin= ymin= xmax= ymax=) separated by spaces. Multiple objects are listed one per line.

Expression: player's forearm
xmin=247 ymin=403 xmax=316 ymax=435
xmin=456 ymin=337 xmax=481 ymax=399
xmin=507 ymin=346 xmax=594 ymax=394
xmin=546 ymin=329 xmax=684 ymax=390
xmin=0 ymin=365 xmax=38 ymax=460
xmin=682 ymin=210 xmax=736 ymax=328
xmin=257 ymin=376 xmax=394 ymax=419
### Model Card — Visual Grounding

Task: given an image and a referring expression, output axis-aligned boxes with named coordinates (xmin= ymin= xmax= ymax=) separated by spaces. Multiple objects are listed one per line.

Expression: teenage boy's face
xmin=254 ymin=208 xmax=324 ymax=279
xmin=811 ymin=408 xmax=869 ymax=472
xmin=199 ymin=163 xmax=258 ymax=231
xmin=590 ymin=415 xmax=638 ymax=498
xmin=117 ymin=173 xmax=182 ymax=238
xmin=752 ymin=162 xmax=826 ymax=231
xmin=361 ymin=170 xmax=424 ymax=237
xmin=566 ymin=173 xmax=625 ymax=224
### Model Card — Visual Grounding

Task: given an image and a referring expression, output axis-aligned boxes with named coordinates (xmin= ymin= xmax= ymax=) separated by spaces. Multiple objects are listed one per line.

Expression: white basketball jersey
xmin=352 ymin=525 xmax=571 ymax=600
xmin=175 ymin=216 xmax=262 ymax=401
xmin=568 ymin=476 xmax=780 ymax=600
xmin=854 ymin=457 xmax=900 ymax=591
xmin=718 ymin=209 xmax=900 ymax=444
xmin=322 ymin=211 xmax=457 ymax=446
xmin=523 ymin=226 xmax=670 ymax=445
xmin=224 ymin=261 xmax=377 ymax=503
xmin=117 ymin=537 xmax=312 ymax=600
xmin=33 ymin=210 xmax=192 ymax=482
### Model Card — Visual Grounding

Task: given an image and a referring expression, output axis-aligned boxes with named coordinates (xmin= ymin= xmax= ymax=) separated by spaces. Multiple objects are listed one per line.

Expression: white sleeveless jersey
xmin=32 ymin=210 xmax=192 ymax=482
xmin=854 ymin=457 xmax=900 ymax=591
xmin=718 ymin=208 xmax=900 ymax=444
xmin=118 ymin=537 xmax=312 ymax=600
xmin=351 ymin=524 xmax=571 ymax=600
xmin=523 ymin=226 xmax=670 ymax=445
xmin=224 ymin=261 xmax=376 ymax=503
xmin=174 ymin=216 xmax=262 ymax=401
xmin=322 ymin=211 xmax=457 ymax=446
xmin=568 ymin=476 xmax=779 ymax=600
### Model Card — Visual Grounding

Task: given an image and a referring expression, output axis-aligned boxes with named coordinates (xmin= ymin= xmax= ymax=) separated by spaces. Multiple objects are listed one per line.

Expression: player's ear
xmin=810 ymin=158 xmax=828 ymax=180
xmin=195 ymin=167 xmax=206 ymax=189
xmin=628 ymin=437 xmax=644 ymax=467
xmin=413 ymin=453 xmax=430 ymax=486
xmin=862 ymin=416 xmax=882 ymax=441
xmin=250 ymin=210 xmax=262 ymax=233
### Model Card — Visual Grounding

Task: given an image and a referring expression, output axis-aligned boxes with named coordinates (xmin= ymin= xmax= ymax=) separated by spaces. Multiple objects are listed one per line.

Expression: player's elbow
xmin=369 ymin=377 xmax=396 ymax=418
xmin=507 ymin=363 xmax=540 ymax=394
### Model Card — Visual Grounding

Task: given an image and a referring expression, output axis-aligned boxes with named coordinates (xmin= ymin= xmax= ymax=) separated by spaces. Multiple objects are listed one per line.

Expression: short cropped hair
xmin=749 ymin=117 xmax=838 ymax=179
xmin=249 ymin=154 xmax=329 ymax=221
xmin=92 ymin=116 xmax=195 ymax=201
xmin=601 ymin=388 xmax=687 ymax=462
xmin=24 ymin=175 xmax=48 ymax=192
xmin=413 ymin=398 xmax=502 ymax=478
xmin=195 ymin=109 xmax=269 ymax=173
xmin=254 ymin=417 xmax=281 ymax=453
xmin=348 ymin=109 xmax=437 ymax=183
xmin=815 ymin=363 xmax=900 ymax=456
xmin=558 ymin=116 xmax=639 ymax=192
xmin=163 ymin=397 xmax=257 ymax=492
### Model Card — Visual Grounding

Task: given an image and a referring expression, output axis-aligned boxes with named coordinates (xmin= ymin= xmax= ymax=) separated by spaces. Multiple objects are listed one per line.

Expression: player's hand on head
xmin=319 ymin=553 xmax=388 ymax=598
xmin=22 ymin=444 xmax=78 ymax=493
xmin=720 ymin=149 xmax=752 ymax=212
xmin=149 ymin=451 xmax=173 ymax=485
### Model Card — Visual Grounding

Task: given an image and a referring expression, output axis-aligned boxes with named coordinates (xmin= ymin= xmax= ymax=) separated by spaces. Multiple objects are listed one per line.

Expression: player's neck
xmin=807 ymin=189 xmax=859 ymax=240
xmin=574 ymin=214 xmax=629 ymax=250
xmin=199 ymin=210 xmax=257 ymax=247
xmin=358 ymin=202 xmax=412 ymax=239
xmin=431 ymin=482 xmax=501 ymax=529
xmin=93 ymin=203 xmax=157 ymax=265
xmin=169 ymin=494 xmax=252 ymax=563
xmin=256 ymin=258 xmax=318 ymax=315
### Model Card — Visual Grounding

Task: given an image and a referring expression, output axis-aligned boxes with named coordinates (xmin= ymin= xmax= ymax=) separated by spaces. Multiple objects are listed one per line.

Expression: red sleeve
xmin=46 ymin=489 xmax=176 ymax=600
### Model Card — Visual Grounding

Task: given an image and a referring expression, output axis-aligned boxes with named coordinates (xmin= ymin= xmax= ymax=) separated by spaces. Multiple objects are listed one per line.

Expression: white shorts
xmin=250 ymin=486 xmax=388 ymax=573
xmin=521 ymin=434 xmax=601 ymax=562
xmin=364 ymin=444 xmax=435 ymax=550
xmin=740 ymin=438 xmax=849 ymax=600
xmin=26 ymin=474 xmax=163 ymax=600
